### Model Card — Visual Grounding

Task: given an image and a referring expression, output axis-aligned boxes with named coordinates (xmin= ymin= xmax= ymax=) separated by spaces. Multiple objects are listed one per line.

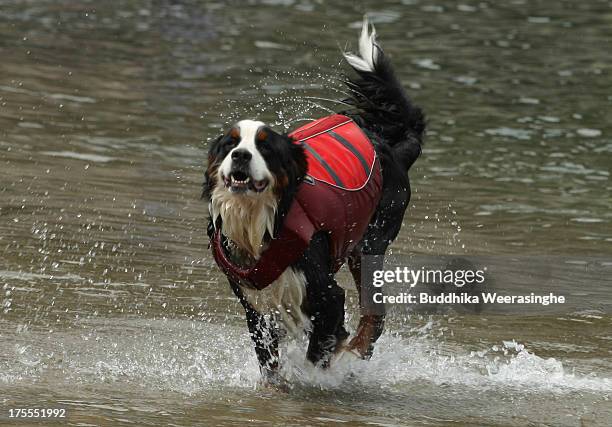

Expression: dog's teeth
xmin=230 ymin=176 xmax=250 ymax=185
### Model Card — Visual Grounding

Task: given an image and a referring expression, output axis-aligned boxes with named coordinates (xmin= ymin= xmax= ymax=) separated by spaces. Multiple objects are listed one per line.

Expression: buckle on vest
xmin=303 ymin=175 xmax=315 ymax=185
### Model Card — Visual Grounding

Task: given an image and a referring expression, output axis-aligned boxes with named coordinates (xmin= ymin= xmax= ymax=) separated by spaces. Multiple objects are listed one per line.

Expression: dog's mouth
xmin=223 ymin=170 xmax=269 ymax=193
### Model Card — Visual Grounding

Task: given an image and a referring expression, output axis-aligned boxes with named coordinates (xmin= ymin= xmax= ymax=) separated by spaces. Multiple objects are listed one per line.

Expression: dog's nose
xmin=231 ymin=149 xmax=252 ymax=164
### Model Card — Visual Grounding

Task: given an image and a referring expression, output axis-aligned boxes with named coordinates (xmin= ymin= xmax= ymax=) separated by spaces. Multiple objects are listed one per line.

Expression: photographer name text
xmin=371 ymin=267 xmax=566 ymax=306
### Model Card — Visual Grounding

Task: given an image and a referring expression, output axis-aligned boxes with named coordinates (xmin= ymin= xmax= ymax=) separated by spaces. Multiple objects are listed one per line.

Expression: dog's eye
xmin=256 ymin=141 xmax=270 ymax=153
xmin=226 ymin=128 xmax=240 ymax=147
xmin=256 ymin=129 xmax=268 ymax=142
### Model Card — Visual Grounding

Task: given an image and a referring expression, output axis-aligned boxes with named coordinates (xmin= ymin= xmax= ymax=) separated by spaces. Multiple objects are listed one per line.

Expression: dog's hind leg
xmin=346 ymin=251 xmax=385 ymax=359
xmin=346 ymin=149 xmax=411 ymax=359
xmin=229 ymin=281 xmax=280 ymax=382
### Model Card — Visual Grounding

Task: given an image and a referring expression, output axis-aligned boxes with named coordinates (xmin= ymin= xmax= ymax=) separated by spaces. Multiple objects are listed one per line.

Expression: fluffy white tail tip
xmin=343 ymin=17 xmax=379 ymax=73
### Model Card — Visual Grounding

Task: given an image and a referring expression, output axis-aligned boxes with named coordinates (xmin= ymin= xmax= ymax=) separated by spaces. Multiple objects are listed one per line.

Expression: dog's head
xmin=204 ymin=120 xmax=307 ymax=244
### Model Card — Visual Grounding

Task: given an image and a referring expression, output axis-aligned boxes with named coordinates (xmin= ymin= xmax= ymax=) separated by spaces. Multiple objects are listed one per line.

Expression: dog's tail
xmin=343 ymin=18 xmax=425 ymax=171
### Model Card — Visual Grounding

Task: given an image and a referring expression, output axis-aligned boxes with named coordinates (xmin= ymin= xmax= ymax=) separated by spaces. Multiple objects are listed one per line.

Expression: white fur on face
xmin=211 ymin=119 xmax=278 ymax=258
xmin=219 ymin=119 xmax=271 ymax=183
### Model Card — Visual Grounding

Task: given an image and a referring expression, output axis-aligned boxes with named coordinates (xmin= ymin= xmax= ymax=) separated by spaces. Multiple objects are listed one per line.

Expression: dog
xmin=203 ymin=18 xmax=425 ymax=383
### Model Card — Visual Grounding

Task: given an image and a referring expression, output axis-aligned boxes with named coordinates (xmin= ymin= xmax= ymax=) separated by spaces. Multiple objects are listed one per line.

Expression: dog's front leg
xmin=299 ymin=233 xmax=349 ymax=368
xmin=306 ymin=280 xmax=347 ymax=368
xmin=229 ymin=281 xmax=280 ymax=383
xmin=245 ymin=307 xmax=282 ymax=384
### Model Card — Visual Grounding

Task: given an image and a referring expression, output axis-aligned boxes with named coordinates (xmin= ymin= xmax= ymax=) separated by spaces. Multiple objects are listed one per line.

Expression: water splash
xmin=278 ymin=334 xmax=612 ymax=394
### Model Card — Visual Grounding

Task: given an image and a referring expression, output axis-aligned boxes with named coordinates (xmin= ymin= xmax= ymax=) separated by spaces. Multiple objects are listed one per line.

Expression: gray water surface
xmin=1 ymin=1 xmax=611 ymax=426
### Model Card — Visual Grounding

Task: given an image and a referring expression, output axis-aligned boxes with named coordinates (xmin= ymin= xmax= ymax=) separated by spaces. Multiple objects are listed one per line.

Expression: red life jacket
xmin=212 ymin=114 xmax=382 ymax=290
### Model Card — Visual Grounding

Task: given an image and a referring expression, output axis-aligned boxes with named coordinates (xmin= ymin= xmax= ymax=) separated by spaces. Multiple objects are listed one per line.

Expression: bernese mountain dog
xmin=203 ymin=18 xmax=425 ymax=384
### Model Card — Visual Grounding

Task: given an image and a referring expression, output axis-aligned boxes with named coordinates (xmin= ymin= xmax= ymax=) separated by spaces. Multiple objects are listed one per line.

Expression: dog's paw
xmin=331 ymin=348 xmax=362 ymax=367
xmin=258 ymin=371 xmax=291 ymax=393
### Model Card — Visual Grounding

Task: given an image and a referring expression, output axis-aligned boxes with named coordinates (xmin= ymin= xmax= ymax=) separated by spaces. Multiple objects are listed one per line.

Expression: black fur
xmin=255 ymin=130 xmax=307 ymax=236
xmin=342 ymin=44 xmax=425 ymax=171
xmin=228 ymin=279 xmax=281 ymax=377
xmin=296 ymin=233 xmax=350 ymax=367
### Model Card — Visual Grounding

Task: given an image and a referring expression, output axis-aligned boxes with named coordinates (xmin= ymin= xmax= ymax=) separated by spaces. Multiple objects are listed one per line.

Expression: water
xmin=1 ymin=0 xmax=611 ymax=425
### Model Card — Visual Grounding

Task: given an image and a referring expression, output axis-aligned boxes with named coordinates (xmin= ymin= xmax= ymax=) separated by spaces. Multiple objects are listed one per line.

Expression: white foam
xmin=277 ymin=334 xmax=612 ymax=393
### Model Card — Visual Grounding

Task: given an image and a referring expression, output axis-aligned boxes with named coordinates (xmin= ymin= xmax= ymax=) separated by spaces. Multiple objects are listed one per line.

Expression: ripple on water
xmin=453 ymin=75 xmax=478 ymax=85
xmin=571 ymin=218 xmax=605 ymax=224
xmin=413 ymin=58 xmax=441 ymax=70
xmin=41 ymin=151 xmax=116 ymax=163
xmin=540 ymin=162 xmax=608 ymax=176
xmin=518 ymin=97 xmax=540 ymax=105
xmin=576 ymin=128 xmax=602 ymax=138
xmin=484 ymin=127 xmax=532 ymax=140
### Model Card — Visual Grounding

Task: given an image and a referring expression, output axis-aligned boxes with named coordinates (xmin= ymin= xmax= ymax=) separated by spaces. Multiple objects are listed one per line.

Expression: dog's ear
xmin=284 ymin=136 xmax=307 ymax=183
xmin=202 ymin=135 xmax=223 ymax=200
xmin=206 ymin=216 xmax=215 ymax=239
xmin=272 ymin=136 xmax=308 ymax=236
xmin=289 ymin=138 xmax=308 ymax=181
xmin=206 ymin=134 xmax=224 ymax=155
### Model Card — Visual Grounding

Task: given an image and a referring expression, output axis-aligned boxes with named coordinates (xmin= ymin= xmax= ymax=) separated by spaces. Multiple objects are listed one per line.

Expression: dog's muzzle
xmin=223 ymin=149 xmax=269 ymax=193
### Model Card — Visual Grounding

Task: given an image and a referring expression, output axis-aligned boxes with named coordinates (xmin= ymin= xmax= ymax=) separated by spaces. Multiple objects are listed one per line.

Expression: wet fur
xmin=204 ymin=19 xmax=425 ymax=378
xmin=210 ymin=181 xmax=278 ymax=258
